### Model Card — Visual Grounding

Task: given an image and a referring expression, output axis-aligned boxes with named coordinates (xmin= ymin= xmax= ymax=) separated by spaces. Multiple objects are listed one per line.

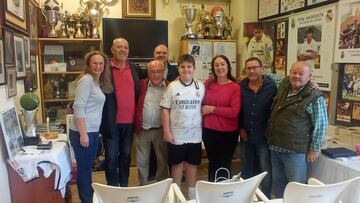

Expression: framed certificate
xmin=280 ymin=0 xmax=305 ymax=14
xmin=258 ymin=0 xmax=280 ymax=20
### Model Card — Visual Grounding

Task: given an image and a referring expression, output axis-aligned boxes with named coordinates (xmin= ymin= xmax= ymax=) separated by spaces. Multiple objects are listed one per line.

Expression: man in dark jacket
xmin=153 ymin=44 xmax=179 ymax=81
xmin=100 ymin=38 xmax=140 ymax=187
xmin=267 ymin=61 xmax=328 ymax=197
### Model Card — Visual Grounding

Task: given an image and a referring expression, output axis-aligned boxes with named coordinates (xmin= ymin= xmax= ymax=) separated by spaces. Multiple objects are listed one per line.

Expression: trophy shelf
xmin=38 ymin=38 xmax=102 ymax=123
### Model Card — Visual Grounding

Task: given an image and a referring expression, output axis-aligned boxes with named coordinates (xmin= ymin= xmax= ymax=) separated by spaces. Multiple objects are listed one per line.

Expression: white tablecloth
xmin=308 ymin=150 xmax=360 ymax=203
xmin=9 ymin=134 xmax=72 ymax=197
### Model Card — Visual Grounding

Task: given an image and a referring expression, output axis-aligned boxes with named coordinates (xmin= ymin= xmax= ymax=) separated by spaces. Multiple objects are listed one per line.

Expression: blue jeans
xmin=241 ymin=142 xmax=272 ymax=198
xmin=69 ymin=130 xmax=99 ymax=203
xmin=271 ymin=150 xmax=307 ymax=198
xmin=103 ymin=124 xmax=134 ymax=186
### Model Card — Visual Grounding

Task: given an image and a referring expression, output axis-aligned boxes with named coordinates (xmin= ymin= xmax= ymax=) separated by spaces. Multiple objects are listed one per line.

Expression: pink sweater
xmin=203 ymin=79 xmax=241 ymax=132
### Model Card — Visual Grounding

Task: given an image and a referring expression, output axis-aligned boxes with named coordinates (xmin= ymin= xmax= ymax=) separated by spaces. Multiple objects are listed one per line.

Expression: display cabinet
xmin=38 ymin=38 xmax=102 ymax=123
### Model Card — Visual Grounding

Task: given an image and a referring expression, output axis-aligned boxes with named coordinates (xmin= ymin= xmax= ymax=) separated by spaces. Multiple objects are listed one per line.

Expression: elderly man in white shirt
xmin=134 ymin=60 xmax=169 ymax=185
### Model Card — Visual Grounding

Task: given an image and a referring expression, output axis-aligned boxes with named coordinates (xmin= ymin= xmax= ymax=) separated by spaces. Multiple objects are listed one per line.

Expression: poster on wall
xmin=188 ymin=41 xmax=213 ymax=81
xmin=334 ymin=0 xmax=360 ymax=63
xmin=258 ymin=0 xmax=279 ymax=20
xmin=340 ymin=64 xmax=360 ymax=102
xmin=336 ymin=99 xmax=352 ymax=123
xmin=287 ymin=5 xmax=336 ymax=91
xmin=244 ymin=22 xmax=275 ymax=73
xmin=274 ymin=20 xmax=288 ymax=76
xmin=353 ymin=102 xmax=360 ymax=120
xmin=213 ymin=42 xmax=237 ymax=77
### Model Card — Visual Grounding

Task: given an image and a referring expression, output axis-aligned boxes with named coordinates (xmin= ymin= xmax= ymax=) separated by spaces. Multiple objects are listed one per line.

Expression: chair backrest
xmin=195 ymin=171 xmax=267 ymax=203
xmin=283 ymin=177 xmax=358 ymax=203
xmin=92 ymin=178 xmax=173 ymax=203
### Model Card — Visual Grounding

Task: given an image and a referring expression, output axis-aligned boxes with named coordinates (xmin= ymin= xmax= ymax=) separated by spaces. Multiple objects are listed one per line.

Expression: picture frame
xmin=4 ymin=28 xmax=15 ymax=65
xmin=23 ymin=36 xmax=30 ymax=68
xmin=122 ymin=0 xmax=155 ymax=19
xmin=4 ymin=0 xmax=28 ymax=34
xmin=14 ymin=35 xmax=26 ymax=78
xmin=30 ymin=54 xmax=37 ymax=90
xmin=0 ymin=106 xmax=24 ymax=161
xmin=28 ymin=0 xmax=39 ymax=39
xmin=5 ymin=66 xmax=17 ymax=98
xmin=280 ymin=0 xmax=305 ymax=14
xmin=258 ymin=0 xmax=280 ymax=20
xmin=0 ymin=39 xmax=5 ymax=85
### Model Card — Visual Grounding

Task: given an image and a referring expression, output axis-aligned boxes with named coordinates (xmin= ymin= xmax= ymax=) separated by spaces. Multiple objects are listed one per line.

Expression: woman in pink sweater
xmin=202 ymin=55 xmax=241 ymax=182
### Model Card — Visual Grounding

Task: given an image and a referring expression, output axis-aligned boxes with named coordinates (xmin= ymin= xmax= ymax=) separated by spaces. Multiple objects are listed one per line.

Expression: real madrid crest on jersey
xmin=196 ymin=91 xmax=200 ymax=97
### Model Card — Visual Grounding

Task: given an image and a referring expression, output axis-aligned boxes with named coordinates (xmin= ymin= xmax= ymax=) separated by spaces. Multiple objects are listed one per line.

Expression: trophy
xmin=201 ymin=10 xmax=214 ymax=39
xmin=59 ymin=11 xmax=69 ymax=38
xmin=42 ymin=0 xmax=61 ymax=38
xmin=21 ymin=109 xmax=38 ymax=137
xmin=65 ymin=15 xmax=76 ymax=39
xmin=224 ymin=16 xmax=233 ymax=39
xmin=81 ymin=0 xmax=105 ymax=38
xmin=214 ymin=10 xmax=225 ymax=39
xmin=195 ymin=4 xmax=206 ymax=39
xmin=72 ymin=13 xmax=85 ymax=38
xmin=181 ymin=4 xmax=197 ymax=39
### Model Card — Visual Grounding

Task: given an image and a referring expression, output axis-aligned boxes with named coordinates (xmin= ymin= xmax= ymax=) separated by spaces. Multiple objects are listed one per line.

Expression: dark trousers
xmin=203 ymin=128 xmax=239 ymax=182
xmin=103 ymin=123 xmax=134 ymax=186
xmin=69 ymin=130 xmax=99 ymax=203
xmin=241 ymin=141 xmax=272 ymax=198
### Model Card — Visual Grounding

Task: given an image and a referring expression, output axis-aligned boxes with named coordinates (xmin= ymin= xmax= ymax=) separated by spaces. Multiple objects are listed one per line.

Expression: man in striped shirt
xmin=267 ymin=61 xmax=328 ymax=198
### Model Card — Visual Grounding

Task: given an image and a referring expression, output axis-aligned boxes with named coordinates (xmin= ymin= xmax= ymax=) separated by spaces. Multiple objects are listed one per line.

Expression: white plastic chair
xmin=167 ymin=183 xmax=188 ymax=203
xmin=195 ymin=171 xmax=267 ymax=203
xmin=92 ymin=178 xmax=172 ymax=203
xmin=267 ymin=177 xmax=360 ymax=203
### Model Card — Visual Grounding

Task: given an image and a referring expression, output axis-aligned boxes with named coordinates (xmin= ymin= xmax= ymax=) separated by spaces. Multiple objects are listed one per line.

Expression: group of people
xmin=69 ymin=36 xmax=328 ymax=203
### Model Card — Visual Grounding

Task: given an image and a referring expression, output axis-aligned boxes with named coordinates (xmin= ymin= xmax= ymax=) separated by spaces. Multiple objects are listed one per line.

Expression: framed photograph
xmin=122 ymin=0 xmax=155 ymax=19
xmin=0 ymin=107 xmax=24 ymax=161
xmin=353 ymin=102 xmax=360 ymax=121
xmin=258 ymin=0 xmax=280 ymax=20
xmin=5 ymin=66 xmax=17 ymax=98
xmin=30 ymin=54 xmax=37 ymax=89
xmin=4 ymin=0 xmax=28 ymax=33
xmin=280 ymin=0 xmax=305 ymax=14
xmin=14 ymin=35 xmax=25 ymax=78
xmin=28 ymin=0 xmax=39 ymax=38
xmin=334 ymin=0 xmax=360 ymax=63
xmin=4 ymin=28 xmax=15 ymax=65
xmin=23 ymin=36 xmax=30 ymax=68
xmin=340 ymin=64 xmax=360 ymax=102
xmin=336 ymin=100 xmax=352 ymax=124
xmin=0 ymin=40 xmax=5 ymax=85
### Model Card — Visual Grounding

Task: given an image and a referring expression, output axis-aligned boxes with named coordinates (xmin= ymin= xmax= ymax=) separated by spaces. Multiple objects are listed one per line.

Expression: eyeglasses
xmin=245 ymin=66 xmax=261 ymax=71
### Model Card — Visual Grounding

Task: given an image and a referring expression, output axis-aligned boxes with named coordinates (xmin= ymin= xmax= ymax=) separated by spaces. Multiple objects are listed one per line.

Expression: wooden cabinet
xmin=179 ymin=39 xmax=237 ymax=80
xmin=38 ymin=38 xmax=102 ymax=123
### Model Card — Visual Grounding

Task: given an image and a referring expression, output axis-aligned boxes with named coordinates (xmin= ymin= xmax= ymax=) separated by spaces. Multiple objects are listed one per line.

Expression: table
xmin=7 ymin=134 xmax=72 ymax=203
xmin=308 ymin=146 xmax=360 ymax=203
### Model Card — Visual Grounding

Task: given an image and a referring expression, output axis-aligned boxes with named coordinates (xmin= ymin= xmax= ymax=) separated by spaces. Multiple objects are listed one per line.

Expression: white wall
xmin=0 ymin=81 xmax=25 ymax=203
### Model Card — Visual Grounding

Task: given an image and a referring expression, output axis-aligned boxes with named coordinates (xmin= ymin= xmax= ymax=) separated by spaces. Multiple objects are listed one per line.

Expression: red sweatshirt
xmin=203 ymin=79 xmax=241 ymax=132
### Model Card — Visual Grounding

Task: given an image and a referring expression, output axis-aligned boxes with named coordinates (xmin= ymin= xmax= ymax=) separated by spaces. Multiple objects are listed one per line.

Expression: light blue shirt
xmin=70 ymin=74 xmax=105 ymax=132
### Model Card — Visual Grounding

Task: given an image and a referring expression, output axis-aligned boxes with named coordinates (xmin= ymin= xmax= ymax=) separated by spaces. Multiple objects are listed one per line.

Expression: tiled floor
xmin=67 ymin=158 xmax=241 ymax=203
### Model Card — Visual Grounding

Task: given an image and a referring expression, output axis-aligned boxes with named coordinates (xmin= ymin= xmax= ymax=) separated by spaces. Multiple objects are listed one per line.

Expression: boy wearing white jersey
xmin=160 ymin=54 xmax=205 ymax=200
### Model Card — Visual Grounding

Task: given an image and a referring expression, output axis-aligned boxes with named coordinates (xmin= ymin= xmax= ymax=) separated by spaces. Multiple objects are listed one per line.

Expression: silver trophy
xmin=42 ymin=0 xmax=61 ymax=38
xmin=21 ymin=109 xmax=38 ymax=137
xmin=214 ymin=10 xmax=225 ymax=39
xmin=181 ymin=4 xmax=197 ymax=39
xmin=82 ymin=0 xmax=105 ymax=38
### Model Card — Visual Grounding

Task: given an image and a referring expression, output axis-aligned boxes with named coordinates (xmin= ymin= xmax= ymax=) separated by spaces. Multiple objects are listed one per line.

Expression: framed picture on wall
xmin=4 ymin=0 xmax=28 ymax=33
xmin=14 ymin=35 xmax=25 ymax=78
xmin=30 ymin=54 xmax=37 ymax=89
xmin=5 ymin=66 xmax=17 ymax=98
xmin=28 ymin=0 xmax=39 ymax=38
xmin=280 ymin=0 xmax=305 ymax=14
xmin=122 ymin=0 xmax=155 ymax=19
xmin=0 ymin=107 xmax=24 ymax=161
xmin=4 ymin=28 xmax=15 ymax=65
xmin=258 ymin=0 xmax=280 ymax=20
xmin=0 ymin=40 xmax=5 ymax=85
xmin=23 ymin=36 xmax=30 ymax=68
